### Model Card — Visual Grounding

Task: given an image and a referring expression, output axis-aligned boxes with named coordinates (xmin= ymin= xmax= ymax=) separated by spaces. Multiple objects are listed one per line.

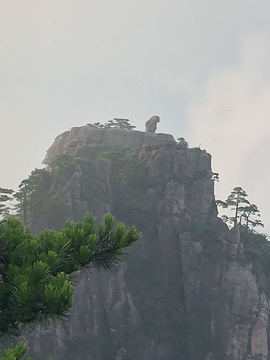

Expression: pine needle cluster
xmin=0 ymin=213 xmax=140 ymax=341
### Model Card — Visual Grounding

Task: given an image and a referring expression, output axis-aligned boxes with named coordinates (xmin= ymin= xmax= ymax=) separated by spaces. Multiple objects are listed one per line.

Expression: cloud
xmin=187 ymin=35 xmax=270 ymax=234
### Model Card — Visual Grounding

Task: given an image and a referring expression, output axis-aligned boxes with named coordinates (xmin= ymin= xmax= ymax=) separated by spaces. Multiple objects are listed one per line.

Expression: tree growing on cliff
xmin=14 ymin=169 xmax=50 ymax=225
xmin=106 ymin=118 xmax=136 ymax=130
xmin=0 ymin=214 xmax=141 ymax=359
xmin=0 ymin=188 xmax=14 ymax=218
xmin=216 ymin=187 xmax=264 ymax=230
xmin=87 ymin=118 xmax=136 ymax=130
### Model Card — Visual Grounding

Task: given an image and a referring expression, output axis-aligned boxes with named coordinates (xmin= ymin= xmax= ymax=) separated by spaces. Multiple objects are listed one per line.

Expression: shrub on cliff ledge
xmin=87 ymin=118 xmax=136 ymax=130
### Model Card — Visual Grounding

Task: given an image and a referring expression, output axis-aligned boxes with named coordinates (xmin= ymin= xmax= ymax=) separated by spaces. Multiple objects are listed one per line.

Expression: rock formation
xmin=19 ymin=126 xmax=270 ymax=360
xmin=43 ymin=124 xmax=172 ymax=165
xmin=145 ymin=115 xmax=160 ymax=133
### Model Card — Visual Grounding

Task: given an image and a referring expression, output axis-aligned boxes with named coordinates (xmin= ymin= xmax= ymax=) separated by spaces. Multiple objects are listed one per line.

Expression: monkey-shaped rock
xmin=145 ymin=115 xmax=160 ymax=133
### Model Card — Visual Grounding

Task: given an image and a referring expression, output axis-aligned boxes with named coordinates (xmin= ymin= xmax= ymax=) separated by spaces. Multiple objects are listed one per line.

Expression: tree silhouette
xmin=216 ymin=187 xmax=263 ymax=230
xmin=0 ymin=188 xmax=14 ymax=218
xmin=87 ymin=118 xmax=136 ymax=130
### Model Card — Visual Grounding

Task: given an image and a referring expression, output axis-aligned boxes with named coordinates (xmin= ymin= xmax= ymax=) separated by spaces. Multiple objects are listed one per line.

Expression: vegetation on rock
xmin=0 ymin=188 xmax=14 ymax=218
xmin=14 ymin=169 xmax=51 ymax=225
xmin=216 ymin=186 xmax=264 ymax=230
xmin=177 ymin=137 xmax=188 ymax=148
xmin=87 ymin=118 xmax=136 ymax=130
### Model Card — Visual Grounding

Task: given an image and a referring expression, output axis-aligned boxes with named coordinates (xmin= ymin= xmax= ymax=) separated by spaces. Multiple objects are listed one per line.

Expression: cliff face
xmin=24 ymin=127 xmax=270 ymax=360
xmin=43 ymin=126 xmax=175 ymax=165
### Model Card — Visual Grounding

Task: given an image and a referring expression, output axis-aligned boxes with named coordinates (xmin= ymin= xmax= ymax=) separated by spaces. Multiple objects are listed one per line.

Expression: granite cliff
xmin=18 ymin=126 xmax=270 ymax=360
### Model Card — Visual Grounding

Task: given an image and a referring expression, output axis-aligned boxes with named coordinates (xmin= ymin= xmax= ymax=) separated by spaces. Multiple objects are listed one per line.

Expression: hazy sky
xmin=1 ymin=0 xmax=270 ymax=233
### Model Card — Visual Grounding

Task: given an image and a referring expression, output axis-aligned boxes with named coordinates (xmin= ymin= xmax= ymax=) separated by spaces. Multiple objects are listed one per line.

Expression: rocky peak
xmin=43 ymin=126 xmax=175 ymax=165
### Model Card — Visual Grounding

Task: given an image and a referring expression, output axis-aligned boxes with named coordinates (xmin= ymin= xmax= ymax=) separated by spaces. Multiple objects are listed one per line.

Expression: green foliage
xmin=189 ymin=147 xmax=202 ymax=153
xmin=87 ymin=118 xmax=136 ymax=130
xmin=78 ymin=159 xmax=111 ymax=204
xmin=0 ymin=342 xmax=29 ymax=360
xmin=14 ymin=169 xmax=51 ymax=224
xmin=0 ymin=214 xmax=140 ymax=339
xmin=239 ymin=230 xmax=270 ymax=297
xmin=106 ymin=118 xmax=136 ymax=130
xmin=189 ymin=221 xmax=222 ymax=260
xmin=217 ymin=187 xmax=264 ymax=230
xmin=0 ymin=188 xmax=14 ymax=218
xmin=44 ymin=273 xmax=74 ymax=314
xmin=50 ymin=154 xmax=78 ymax=171
xmin=177 ymin=137 xmax=188 ymax=148
xmin=242 ymin=231 xmax=269 ymax=269
xmin=211 ymin=172 xmax=219 ymax=182
xmin=13 ymin=160 xmax=78 ymax=227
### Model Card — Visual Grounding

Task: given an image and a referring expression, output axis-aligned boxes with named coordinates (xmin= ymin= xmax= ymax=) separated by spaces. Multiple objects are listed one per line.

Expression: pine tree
xmin=87 ymin=119 xmax=136 ymax=130
xmin=0 ymin=213 xmax=141 ymax=359
xmin=0 ymin=188 xmax=14 ymax=219
xmin=105 ymin=118 xmax=136 ymax=130
xmin=216 ymin=187 xmax=263 ymax=230
xmin=14 ymin=169 xmax=50 ymax=224
xmin=239 ymin=203 xmax=264 ymax=230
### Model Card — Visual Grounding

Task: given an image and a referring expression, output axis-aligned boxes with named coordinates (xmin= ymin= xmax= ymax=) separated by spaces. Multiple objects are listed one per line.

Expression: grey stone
xmin=145 ymin=115 xmax=160 ymax=133
xmin=204 ymin=351 xmax=215 ymax=360
xmin=229 ymin=244 xmax=239 ymax=259
xmin=102 ymin=128 xmax=143 ymax=150
xmin=93 ymin=158 xmax=111 ymax=182
xmin=43 ymin=126 xmax=175 ymax=165
xmin=116 ymin=348 xmax=128 ymax=360
xmin=229 ymin=225 xmax=241 ymax=244
xmin=250 ymin=294 xmax=269 ymax=357
xmin=193 ymin=241 xmax=203 ymax=255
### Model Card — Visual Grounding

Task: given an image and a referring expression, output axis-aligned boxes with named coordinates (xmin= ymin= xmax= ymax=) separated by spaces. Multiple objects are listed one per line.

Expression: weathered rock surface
xmin=43 ymin=126 xmax=175 ymax=165
xmin=145 ymin=115 xmax=160 ymax=133
xmin=23 ymin=127 xmax=270 ymax=360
